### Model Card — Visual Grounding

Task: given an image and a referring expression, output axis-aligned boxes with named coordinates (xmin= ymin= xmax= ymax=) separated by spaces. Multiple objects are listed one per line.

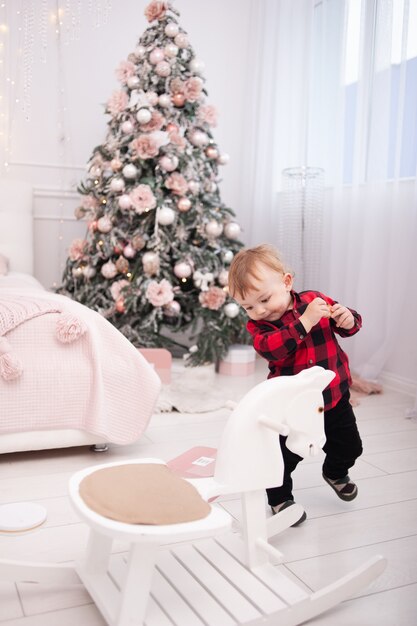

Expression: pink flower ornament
xmin=144 ymin=0 xmax=169 ymax=22
xmin=146 ymin=279 xmax=174 ymax=306
xmin=129 ymin=184 xmax=157 ymax=213
xmin=107 ymin=90 xmax=129 ymax=116
xmin=68 ymin=238 xmax=87 ymax=262
xmin=198 ymin=286 xmax=226 ymax=310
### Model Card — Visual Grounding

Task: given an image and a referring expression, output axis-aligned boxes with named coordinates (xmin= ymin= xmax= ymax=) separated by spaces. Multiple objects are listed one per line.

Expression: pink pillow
xmin=0 ymin=254 xmax=9 ymax=276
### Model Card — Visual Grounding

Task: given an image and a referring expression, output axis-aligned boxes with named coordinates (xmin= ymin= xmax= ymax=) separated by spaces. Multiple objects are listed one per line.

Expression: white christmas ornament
xmin=218 ymin=153 xmax=230 ymax=165
xmin=164 ymin=300 xmax=181 ymax=316
xmin=122 ymin=164 xmax=138 ymax=179
xmin=118 ymin=194 xmax=132 ymax=210
xmin=101 ymin=260 xmax=117 ymax=279
xmin=165 ymin=22 xmax=179 ymax=37
xmin=142 ymin=251 xmax=160 ymax=275
xmin=97 ymin=216 xmax=113 ymax=233
xmin=189 ymin=58 xmax=205 ymax=74
xmin=158 ymin=93 xmax=171 ymax=108
xmin=164 ymin=43 xmax=178 ymax=58
xmin=136 ymin=108 xmax=152 ymax=124
xmin=174 ymin=261 xmax=192 ymax=278
xmin=193 ymin=270 xmax=214 ymax=291
xmin=190 ymin=130 xmax=209 ymax=147
xmin=223 ymin=250 xmax=234 ymax=263
xmin=205 ymin=220 xmax=223 ymax=237
xmin=155 ymin=61 xmax=171 ymax=77
xmin=224 ymin=222 xmax=241 ymax=239
xmin=157 ymin=206 xmax=176 ymax=225
xmin=188 ymin=180 xmax=200 ymax=194
xmin=127 ymin=76 xmax=140 ymax=89
xmin=121 ymin=120 xmax=134 ymax=134
xmin=224 ymin=302 xmax=240 ymax=318
xmin=218 ymin=269 xmax=229 ymax=286
xmin=134 ymin=45 xmax=146 ymax=58
xmin=110 ymin=178 xmax=125 ymax=192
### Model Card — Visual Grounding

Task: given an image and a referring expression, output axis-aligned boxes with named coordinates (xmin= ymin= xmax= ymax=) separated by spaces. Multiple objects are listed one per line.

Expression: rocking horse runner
xmin=0 ymin=367 xmax=386 ymax=626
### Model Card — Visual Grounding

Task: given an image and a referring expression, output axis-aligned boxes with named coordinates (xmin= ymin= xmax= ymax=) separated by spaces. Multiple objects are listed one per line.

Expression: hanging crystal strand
xmin=39 ymin=0 xmax=48 ymax=63
xmin=22 ymin=0 xmax=35 ymax=122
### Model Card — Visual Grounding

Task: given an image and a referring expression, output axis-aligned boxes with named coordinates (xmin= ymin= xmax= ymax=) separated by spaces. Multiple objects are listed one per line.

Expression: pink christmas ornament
xmin=127 ymin=76 xmax=140 ymax=89
xmin=166 ymin=122 xmax=179 ymax=133
xmin=155 ymin=61 xmax=171 ymax=77
xmin=121 ymin=120 xmax=134 ymax=134
xmin=172 ymin=93 xmax=185 ymax=107
xmin=206 ymin=146 xmax=219 ymax=160
xmin=174 ymin=262 xmax=193 ymax=279
xmin=97 ymin=216 xmax=113 ymax=233
xmin=218 ymin=269 xmax=229 ymax=286
xmin=111 ymin=158 xmax=122 ymax=170
xmin=164 ymin=300 xmax=181 ymax=316
xmin=174 ymin=33 xmax=189 ymax=48
xmin=101 ymin=260 xmax=117 ymax=278
xmin=146 ymin=91 xmax=159 ymax=106
xmin=177 ymin=197 xmax=191 ymax=212
xmin=123 ymin=244 xmax=136 ymax=258
xmin=115 ymin=298 xmax=125 ymax=313
xmin=134 ymin=45 xmax=146 ymax=58
xmin=190 ymin=130 xmax=209 ymax=147
xmin=149 ymin=47 xmax=164 ymax=64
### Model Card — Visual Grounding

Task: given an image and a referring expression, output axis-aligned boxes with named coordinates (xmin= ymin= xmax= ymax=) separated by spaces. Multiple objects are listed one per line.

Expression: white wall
xmin=0 ymin=0 xmax=253 ymax=287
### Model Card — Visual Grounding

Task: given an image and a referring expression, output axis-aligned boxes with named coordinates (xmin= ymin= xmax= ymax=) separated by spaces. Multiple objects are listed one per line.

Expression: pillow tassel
xmin=0 ymin=337 xmax=23 ymax=381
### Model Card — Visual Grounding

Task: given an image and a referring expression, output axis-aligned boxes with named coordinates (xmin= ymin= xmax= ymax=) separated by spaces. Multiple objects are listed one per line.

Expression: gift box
xmin=217 ymin=344 xmax=256 ymax=376
xmin=138 ymin=348 xmax=172 ymax=384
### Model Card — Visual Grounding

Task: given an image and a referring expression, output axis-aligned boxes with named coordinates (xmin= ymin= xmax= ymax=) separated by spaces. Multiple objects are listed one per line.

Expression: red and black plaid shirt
xmin=247 ymin=290 xmax=362 ymax=410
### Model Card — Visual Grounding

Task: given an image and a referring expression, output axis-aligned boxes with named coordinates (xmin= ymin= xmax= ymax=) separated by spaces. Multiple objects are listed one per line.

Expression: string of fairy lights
xmin=0 ymin=1 xmax=112 ymax=285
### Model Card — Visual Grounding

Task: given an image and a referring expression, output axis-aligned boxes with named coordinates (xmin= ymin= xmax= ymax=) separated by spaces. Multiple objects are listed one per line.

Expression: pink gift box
xmin=167 ymin=446 xmax=217 ymax=478
xmin=138 ymin=348 xmax=172 ymax=384
xmin=217 ymin=360 xmax=256 ymax=376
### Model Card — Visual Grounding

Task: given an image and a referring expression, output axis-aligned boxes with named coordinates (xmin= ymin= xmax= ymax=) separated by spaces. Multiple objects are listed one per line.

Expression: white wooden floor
xmin=1 ymin=361 xmax=416 ymax=625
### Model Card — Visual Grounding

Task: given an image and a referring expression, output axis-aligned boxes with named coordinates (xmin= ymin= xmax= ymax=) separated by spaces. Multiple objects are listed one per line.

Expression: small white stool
xmin=68 ymin=459 xmax=232 ymax=626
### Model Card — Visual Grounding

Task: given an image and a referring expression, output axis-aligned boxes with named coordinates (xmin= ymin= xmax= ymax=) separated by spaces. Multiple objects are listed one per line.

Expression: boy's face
xmin=234 ymin=263 xmax=293 ymax=322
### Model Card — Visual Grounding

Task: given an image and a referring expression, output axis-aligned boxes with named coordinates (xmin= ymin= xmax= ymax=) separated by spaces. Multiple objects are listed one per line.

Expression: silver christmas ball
xmin=224 ymin=302 xmax=240 ymax=318
xmin=205 ymin=220 xmax=223 ymax=237
xmin=122 ymin=164 xmax=138 ymax=179
xmin=224 ymin=222 xmax=241 ymax=239
xmin=157 ymin=206 xmax=176 ymax=225
xmin=136 ymin=108 xmax=152 ymax=124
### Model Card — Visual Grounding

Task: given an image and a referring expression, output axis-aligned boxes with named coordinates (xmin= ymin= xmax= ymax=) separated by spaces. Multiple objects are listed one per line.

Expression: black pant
xmin=266 ymin=391 xmax=363 ymax=506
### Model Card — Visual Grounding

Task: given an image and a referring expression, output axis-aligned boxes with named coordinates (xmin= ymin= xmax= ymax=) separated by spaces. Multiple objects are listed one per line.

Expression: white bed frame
xmin=0 ymin=179 xmax=107 ymax=454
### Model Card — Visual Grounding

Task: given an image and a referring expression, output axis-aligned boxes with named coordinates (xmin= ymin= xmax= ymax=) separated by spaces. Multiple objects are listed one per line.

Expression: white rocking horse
xmin=0 ymin=366 xmax=386 ymax=626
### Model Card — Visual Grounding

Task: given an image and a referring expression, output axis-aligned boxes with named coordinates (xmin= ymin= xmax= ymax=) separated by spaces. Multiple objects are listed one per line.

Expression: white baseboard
xmin=379 ymin=371 xmax=417 ymax=398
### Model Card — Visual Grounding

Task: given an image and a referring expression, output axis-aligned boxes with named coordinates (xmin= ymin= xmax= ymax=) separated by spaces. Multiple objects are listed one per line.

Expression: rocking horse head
xmin=214 ymin=366 xmax=335 ymax=494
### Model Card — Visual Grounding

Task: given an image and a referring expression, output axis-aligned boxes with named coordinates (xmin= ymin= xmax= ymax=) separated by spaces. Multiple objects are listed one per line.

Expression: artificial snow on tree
xmin=59 ymin=0 xmax=248 ymax=366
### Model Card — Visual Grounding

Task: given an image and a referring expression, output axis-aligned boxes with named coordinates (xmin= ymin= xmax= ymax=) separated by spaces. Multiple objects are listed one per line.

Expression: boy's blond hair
xmin=228 ymin=244 xmax=290 ymax=299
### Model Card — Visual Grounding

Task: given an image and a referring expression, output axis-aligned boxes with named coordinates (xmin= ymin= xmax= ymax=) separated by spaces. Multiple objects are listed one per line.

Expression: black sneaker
xmin=270 ymin=499 xmax=307 ymax=526
xmin=323 ymin=473 xmax=358 ymax=501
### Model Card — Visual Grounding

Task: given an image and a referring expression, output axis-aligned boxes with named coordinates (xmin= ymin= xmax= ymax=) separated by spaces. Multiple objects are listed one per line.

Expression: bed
xmin=0 ymin=180 xmax=161 ymax=454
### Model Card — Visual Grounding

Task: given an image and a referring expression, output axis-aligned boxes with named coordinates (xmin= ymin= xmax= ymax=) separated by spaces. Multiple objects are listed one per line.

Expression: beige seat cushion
xmin=79 ymin=463 xmax=211 ymax=525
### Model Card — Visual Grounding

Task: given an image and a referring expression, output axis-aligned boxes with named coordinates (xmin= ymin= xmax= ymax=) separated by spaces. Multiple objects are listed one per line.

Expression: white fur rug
xmin=155 ymin=362 xmax=238 ymax=413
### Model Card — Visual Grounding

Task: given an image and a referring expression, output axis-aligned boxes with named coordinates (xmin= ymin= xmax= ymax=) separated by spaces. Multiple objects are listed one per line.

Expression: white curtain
xmin=239 ymin=0 xmax=417 ymax=388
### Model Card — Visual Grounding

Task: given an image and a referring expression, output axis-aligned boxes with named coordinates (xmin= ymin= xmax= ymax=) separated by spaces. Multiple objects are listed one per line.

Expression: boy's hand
xmin=299 ymin=297 xmax=330 ymax=332
xmin=329 ymin=303 xmax=355 ymax=329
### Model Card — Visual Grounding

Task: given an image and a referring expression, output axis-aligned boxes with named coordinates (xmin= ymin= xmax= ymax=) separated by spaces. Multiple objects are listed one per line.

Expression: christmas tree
xmin=59 ymin=0 xmax=248 ymax=366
